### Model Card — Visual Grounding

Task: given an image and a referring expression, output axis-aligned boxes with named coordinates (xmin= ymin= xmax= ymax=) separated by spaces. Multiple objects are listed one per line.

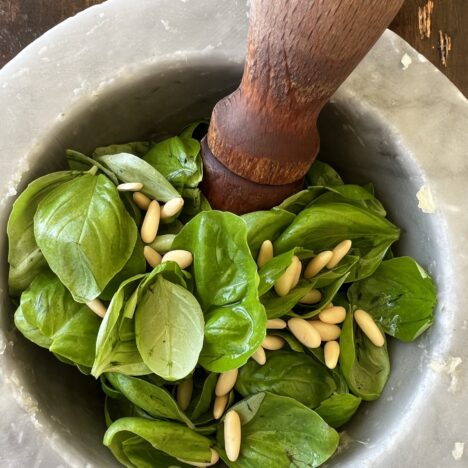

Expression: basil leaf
xmin=236 ymin=350 xmax=336 ymax=408
xmin=66 ymin=149 xmax=120 ymax=184
xmin=242 ymin=208 xmax=295 ymax=258
xmin=267 ymin=330 xmax=305 ymax=352
xmin=106 ymin=373 xmax=193 ymax=427
xmin=16 ymin=271 xmax=100 ymax=367
xmin=97 ymin=153 xmax=179 ymax=202
xmin=7 ymin=170 xmax=80 ymax=295
xmin=188 ymin=372 xmax=218 ymax=423
xmin=348 ymin=257 xmax=436 ymax=341
xmin=92 ymin=275 xmax=149 ymax=378
xmin=216 ymin=392 xmax=339 ymax=467
xmin=274 ymin=202 xmax=400 ymax=281
xmin=34 ymin=174 xmax=137 ymax=302
xmin=104 ymin=417 xmax=213 ymax=465
xmin=315 ymin=393 xmax=362 ymax=428
xmin=135 ymin=275 xmax=204 ymax=381
xmin=339 ymin=310 xmax=390 ymax=400
xmin=173 ymin=211 xmax=267 ymax=372
xmin=179 ymin=188 xmax=211 ymax=223
xmin=143 ymin=136 xmax=202 ymax=190
xmin=93 ymin=141 xmax=151 ymax=158
xmin=277 ymin=187 xmax=324 ymax=214
xmin=310 ymin=184 xmax=386 ymax=217
xmin=306 ymin=160 xmax=343 ymax=186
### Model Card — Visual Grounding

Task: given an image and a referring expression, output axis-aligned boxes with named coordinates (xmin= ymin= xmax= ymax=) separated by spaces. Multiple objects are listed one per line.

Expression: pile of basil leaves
xmin=7 ymin=123 xmax=437 ymax=467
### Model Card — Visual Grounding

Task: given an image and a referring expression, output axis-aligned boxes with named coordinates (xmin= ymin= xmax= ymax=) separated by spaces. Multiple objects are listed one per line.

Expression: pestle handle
xmin=202 ymin=0 xmax=404 ymax=213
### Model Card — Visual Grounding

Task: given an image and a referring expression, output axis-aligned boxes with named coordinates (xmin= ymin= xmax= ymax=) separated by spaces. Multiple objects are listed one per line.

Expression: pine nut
xmin=251 ymin=346 xmax=266 ymax=365
xmin=274 ymin=259 xmax=297 ymax=296
xmin=266 ymin=318 xmax=287 ymax=329
xmin=161 ymin=197 xmax=185 ymax=219
xmin=86 ymin=299 xmax=107 ymax=318
xmin=117 ymin=182 xmax=143 ymax=192
xmin=257 ymin=240 xmax=273 ymax=267
xmin=309 ymin=321 xmax=341 ymax=341
xmin=327 ymin=240 xmax=352 ymax=269
xmin=354 ymin=309 xmax=385 ymax=347
xmin=299 ymin=289 xmax=322 ymax=304
xmin=143 ymin=246 xmax=162 ymax=268
xmin=215 ymin=369 xmax=238 ymax=397
xmin=176 ymin=377 xmax=193 ymax=411
xmin=262 ymin=335 xmax=285 ymax=350
xmin=288 ymin=318 xmax=321 ymax=348
xmin=319 ymin=306 xmax=346 ymax=324
xmin=213 ymin=394 xmax=229 ymax=419
xmin=224 ymin=410 xmax=241 ymax=462
xmin=162 ymin=250 xmax=193 ymax=269
xmin=304 ymin=251 xmax=333 ymax=278
xmin=324 ymin=341 xmax=340 ymax=369
xmin=133 ymin=191 xmax=151 ymax=210
xmin=290 ymin=256 xmax=302 ymax=289
xmin=178 ymin=448 xmax=220 ymax=467
xmin=141 ymin=200 xmax=160 ymax=243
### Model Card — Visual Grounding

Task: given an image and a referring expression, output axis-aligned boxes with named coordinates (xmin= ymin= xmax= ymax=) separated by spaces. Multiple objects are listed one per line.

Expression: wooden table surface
xmin=0 ymin=0 xmax=467 ymax=96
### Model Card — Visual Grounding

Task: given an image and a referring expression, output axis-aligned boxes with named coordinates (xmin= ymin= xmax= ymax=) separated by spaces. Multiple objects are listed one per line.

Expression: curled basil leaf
xmin=315 ymin=393 xmax=362 ymax=428
xmin=306 ymin=160 xmax=343 ymax=187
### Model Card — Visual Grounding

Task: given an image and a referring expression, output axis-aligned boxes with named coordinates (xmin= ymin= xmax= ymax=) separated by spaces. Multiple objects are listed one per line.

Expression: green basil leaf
xmin=348 ymin=257 xmax=437 ymax=341
xmin=97 ymin=153 xmax=179 ymax=202
xmin=277 ymin=187 xmax=324 ymax=214
xmin=66 ymin=149 xmax=120 ymax=184
xmin=16 ymin=271 xmax=100 ymax=367
xmin=339 ymin=310 xmax=390 ymax=400
xmin=315 ymin=393 xmax=362 ymax=428
xmin=93 ymin=141 xmax=151 ymax=158
xmin=7 ymin=170 xmax=80 ymax=295
xmin=106 ymin=373 xmax=193 ymax=427
xmin=236 ymin=350 xmax=336 ymax=408
xmin=216 ymin=392 xmax=339 ymax=467
xmin=274 ymin=202 xmax=400 ymax=281
xmin=148 ymin=234 xmax=175 ymax=254
xmin=34 ymin=174 xmax=137 ymax=302
xmin=306 ymin=160 xmax=343 ymax=186
xmin=143 ymin=136 xmax=202 ymax=190
xmin=242 ymin=208 xmax=295 ymax=258
xmin=267 ymin=330 xmax=304 ymax=353
xmin=104 ymin=396 xmax=149 ymax=428
xmin=104 ymin=417 xmax=213 ymax=465
xmin=179 ymin=188 xmax=211 ymax=224
xmin=92 ymin=275 xmax=149 ymax=378
xmin=173 ymin=211 xmax=266 ymax=372
xmin=188 ymin=372 xmax=218 ymax=423
xmin=135 ymin=275 xmax=204 ymax=381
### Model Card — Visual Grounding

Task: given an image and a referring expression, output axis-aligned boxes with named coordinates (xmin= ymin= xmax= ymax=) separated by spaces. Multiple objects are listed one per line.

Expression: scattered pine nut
xmin=162 ymin=250 xmax=193 ymax=269
xmin=143 ymin=245 xmax=162 ymax=268
xmin=290 ymin=256 xmax=302 ymax=289
xmin=117 ymin=182 xmax=143 ymax=192
xmin=274 ymin=259 xmax=297 ymax=296
xmin=288 ymin=318 xmax=321 ymax=348
xmin=327 ymin=240 xmax=352 ymax=269
xmin=215 ymin=369 xmax=238 ymax=397
xmin=354 ymin=309 xmax=385 ymax=347
xmin=309 ymin=321 xmax=341 ymax=341
xmin=251 ymin=346 xmax=267 ymax=365
xmin=262 ymin=335 xmax=285 ymax=350
xmin=86 ymin=299 xmax=106 ymax=318
xmin=266 ymin=318 xmax=287 ymax=329
xmin=133 ymin=191 xmax=151 ymax=210
xmin=324 ymin=341 xmax=340 ymax=369
xmin=141 ymin=200 xmax=160 ymax=243
xmin=257 ymin=240 xmax=273 ymax=268
xmin=224 ymin=410 xmax=241 ymax=462
xmin=176 ymin=377 xmax=193 ymax=411
xmin=304 ymin=251 xmax=334 ymax=278
xmin=319 ymin=306 xmax=346 ymax=324
xmin=178 ymin=448 xmax=220 ymax=467
xmin=213 ymin=394 xmax=229 ymax=419
xmin=299 ymin=289 xmax=322 ymax=304
xmin=160 ymin=197 xmax=185 ymax=219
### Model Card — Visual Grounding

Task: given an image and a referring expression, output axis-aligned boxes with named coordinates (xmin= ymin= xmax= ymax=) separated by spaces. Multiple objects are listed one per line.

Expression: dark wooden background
xmin=0 ymin=0 xmax=466 ymax=96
